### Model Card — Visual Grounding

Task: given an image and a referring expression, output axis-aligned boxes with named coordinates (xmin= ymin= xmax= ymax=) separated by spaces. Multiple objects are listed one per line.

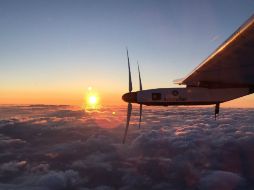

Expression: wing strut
xmin=215 ymin=103 xmax=220 ymax=120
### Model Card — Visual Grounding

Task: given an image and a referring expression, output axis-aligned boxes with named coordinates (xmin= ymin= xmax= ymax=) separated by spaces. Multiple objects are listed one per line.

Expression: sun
xmin=88 ymin=95 xmax=98 ymax=105
xmin=83 ymin=87 xmax=100 ymax=109
xmin=85 ymin=93 xmax=100 ymax=109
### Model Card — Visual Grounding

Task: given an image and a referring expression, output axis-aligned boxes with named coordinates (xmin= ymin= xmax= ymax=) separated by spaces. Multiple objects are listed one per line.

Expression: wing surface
xmin=176 ymin=15 xmax=254 ymax=88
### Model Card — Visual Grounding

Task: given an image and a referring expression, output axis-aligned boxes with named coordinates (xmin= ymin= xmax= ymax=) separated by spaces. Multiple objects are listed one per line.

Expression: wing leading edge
xmin=175 ymin=14 xmax=254 ymax=88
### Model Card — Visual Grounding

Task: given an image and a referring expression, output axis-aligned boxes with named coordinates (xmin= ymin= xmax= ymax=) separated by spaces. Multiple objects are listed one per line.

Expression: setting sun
xmin=86 ymin=94 xmax=99 ymax=108
xmin=88 ymin=95 xmax=98 ymax=105
xmin=85 ymin=87 xmax=100 ymax=109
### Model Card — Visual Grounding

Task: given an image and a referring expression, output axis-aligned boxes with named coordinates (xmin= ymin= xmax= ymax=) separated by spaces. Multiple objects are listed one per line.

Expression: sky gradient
xmin=1 ymin=0 xmax=254 ymax=106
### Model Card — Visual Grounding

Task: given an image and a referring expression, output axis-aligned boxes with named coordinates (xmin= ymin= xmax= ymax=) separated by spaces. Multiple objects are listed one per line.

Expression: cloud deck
xmin=0 ymin=105 xmax=253 ymax=190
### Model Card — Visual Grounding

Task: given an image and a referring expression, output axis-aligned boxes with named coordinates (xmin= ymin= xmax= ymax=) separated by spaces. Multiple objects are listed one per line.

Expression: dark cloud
xmin=0 ymin=105 xmax=254 ymax=189
xmin=37 ymin=170 xmax=80 ymax=190
xmin=198 ymin=170 xmax=247 ymax=190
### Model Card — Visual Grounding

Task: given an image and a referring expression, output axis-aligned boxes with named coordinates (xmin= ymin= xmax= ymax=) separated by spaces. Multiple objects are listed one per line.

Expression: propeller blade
xmin=137 ymin=62 xmax=142 ymax=91
xmin=138 ymin=104 xmax=142 ymax=128
xmin=122 ymin=103 xmax=132 ymax=144
xmin=127 ymin=49 xmax=132 ymax=92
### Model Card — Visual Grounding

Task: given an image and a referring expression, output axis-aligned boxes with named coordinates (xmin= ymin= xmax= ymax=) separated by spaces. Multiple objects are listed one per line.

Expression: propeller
xmin=137 ymin=62 xmax=143 ymax=128
xmin=127 ymin=49 xmax=132 ymax=92
xmin=122 ymin=103 xmax=132 ymax=144
xmin=138 ymin=62 xmax=142 ymax=91
xmin=122 ymin=50 xmax=143 ymax=143
xmin=123 ymin=49 xmax=133 ymax=144
xmin=138 ymin=104 xmax=142 ymax=129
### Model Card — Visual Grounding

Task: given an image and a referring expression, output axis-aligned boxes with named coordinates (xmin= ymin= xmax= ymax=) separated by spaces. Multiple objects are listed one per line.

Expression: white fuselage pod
xmin=137 ymin=88 xmax=250 ymax=106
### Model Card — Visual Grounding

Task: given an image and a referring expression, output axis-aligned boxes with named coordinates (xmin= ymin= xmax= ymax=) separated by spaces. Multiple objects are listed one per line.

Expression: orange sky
xmin=0 ymin=88 xmax=123 ymax=106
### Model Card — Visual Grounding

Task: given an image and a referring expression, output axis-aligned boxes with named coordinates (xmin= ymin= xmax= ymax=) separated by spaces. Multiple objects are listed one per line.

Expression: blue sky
xmin=0 ymin=0 xmax=254 ymax=104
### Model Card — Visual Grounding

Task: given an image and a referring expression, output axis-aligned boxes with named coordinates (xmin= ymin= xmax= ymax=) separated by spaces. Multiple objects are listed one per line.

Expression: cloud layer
xmin=0 ymin=105 xmax=254 ymax=189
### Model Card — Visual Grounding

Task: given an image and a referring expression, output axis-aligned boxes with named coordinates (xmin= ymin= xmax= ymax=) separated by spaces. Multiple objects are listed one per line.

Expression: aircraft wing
xmin=175 ymin=14 xmax=254 ymax=88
